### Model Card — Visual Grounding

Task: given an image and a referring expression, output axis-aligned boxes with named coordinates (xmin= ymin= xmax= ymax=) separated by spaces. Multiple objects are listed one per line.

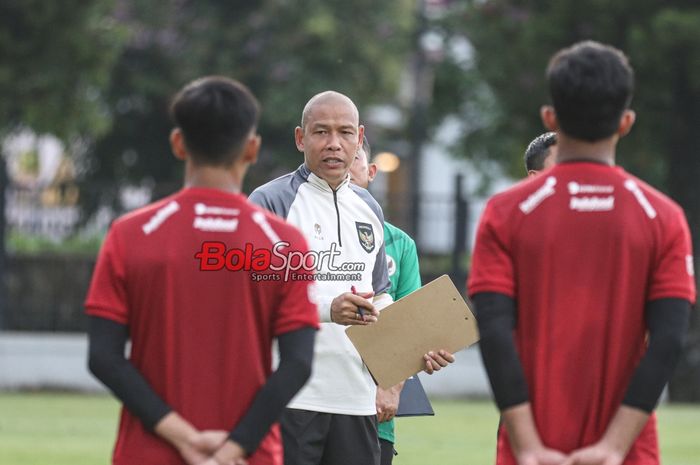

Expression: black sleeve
xmin=623 ymin=298 xmax=691 ymax=412
xmin=229 ymin=326 xmax=315 ymax=454
xmin=87 ymin=316 xmax=172 ymax=430
xmin=473 ymin=292 xmax=529 ymax=411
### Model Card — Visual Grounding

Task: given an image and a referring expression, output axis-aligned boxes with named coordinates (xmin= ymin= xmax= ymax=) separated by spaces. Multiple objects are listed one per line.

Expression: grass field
xmin=0 ymin=393 xmax=698 ymax=465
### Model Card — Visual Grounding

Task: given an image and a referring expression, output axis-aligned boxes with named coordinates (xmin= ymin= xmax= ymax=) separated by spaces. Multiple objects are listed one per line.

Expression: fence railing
xmin=0 ymin=176 xmax=470 ymax=332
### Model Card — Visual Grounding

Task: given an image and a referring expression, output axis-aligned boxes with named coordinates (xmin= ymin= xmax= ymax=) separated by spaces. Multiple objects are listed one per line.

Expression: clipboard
xmin=346 ymin=274 xmax=479 ymax=389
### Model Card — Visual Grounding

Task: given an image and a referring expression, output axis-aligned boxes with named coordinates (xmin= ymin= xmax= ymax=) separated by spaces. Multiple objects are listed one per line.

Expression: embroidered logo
xmin=355 ymin=222 xmax=375 ymax=253
xmin=313 ymin=223 xmax=323 ymax=240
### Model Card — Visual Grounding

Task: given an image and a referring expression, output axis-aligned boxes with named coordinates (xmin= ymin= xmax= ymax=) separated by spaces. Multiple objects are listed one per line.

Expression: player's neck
xmin=555 ymin=133 xmax=617 ymax=166
xmin=183 ymin=162 xmax=244 ymax=194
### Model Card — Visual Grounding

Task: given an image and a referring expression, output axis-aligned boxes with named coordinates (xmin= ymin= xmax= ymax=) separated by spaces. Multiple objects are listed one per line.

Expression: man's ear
xmin=170 ymin=129 xmax=188 ymax=161
xmin=357 ymin=125 xmax=365 ymax=152
xmin=540 ymin=105 xmax=559 ymax=131
xmin=241 ymin=133 xmax=261 ymax=165
xmin=617 ymin=110 xmax=636 ymax=137
xmin=294 ymin=126 xmax=304 ymax=152
xmin=368 ymin=163 xmax=378 ymax=183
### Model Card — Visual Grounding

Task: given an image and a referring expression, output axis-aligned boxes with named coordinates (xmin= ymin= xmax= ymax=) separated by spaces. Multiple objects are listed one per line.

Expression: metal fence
xmin=0 ymin=177 xmax=470 ymax=332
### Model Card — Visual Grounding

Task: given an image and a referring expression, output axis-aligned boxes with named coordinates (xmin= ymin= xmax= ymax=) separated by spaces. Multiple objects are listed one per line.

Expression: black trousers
xmin=281 ymin=408 xmax=380 ymax=465
xmin=379 ymin=438 xmax=396 ymax=465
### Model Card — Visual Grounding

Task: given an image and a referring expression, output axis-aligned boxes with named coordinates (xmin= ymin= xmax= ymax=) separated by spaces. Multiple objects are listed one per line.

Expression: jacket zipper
xmin=332 ymin=188 xmax=342 ymax=247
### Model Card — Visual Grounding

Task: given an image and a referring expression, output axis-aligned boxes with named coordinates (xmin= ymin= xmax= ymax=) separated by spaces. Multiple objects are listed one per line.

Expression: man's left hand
xmin=560 ymin=442 xmax=624 ymax=465
xmin=423 ymin=350 xmax=455 ymax=374
xmin=376 ymin=383 xmax=403 ymax=423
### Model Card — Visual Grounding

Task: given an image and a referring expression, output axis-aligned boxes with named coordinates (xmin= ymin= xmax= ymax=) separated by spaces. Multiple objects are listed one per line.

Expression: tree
xmin=432 ymin=0 xmax=700 ymax=400
xmin=89 ymin=0 xmax=416 ymax=194
xmin=0 ymin=0 xmax=125 ymax=138
xmin=0 ymin=0 xmax=124 ymax=329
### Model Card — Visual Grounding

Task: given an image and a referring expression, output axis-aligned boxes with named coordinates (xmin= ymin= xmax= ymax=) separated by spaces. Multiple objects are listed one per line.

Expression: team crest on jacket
xmin=355 ymin=222 xmax=375 ymax=253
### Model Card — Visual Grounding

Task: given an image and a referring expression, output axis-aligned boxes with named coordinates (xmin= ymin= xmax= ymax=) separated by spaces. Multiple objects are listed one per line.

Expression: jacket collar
xmin=297 ymin=163 xmax=350 ymax=193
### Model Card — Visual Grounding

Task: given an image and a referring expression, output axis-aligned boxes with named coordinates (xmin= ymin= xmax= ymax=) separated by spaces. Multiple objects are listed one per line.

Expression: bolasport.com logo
xmin=194 ymin=241 xmax=365 ymax=282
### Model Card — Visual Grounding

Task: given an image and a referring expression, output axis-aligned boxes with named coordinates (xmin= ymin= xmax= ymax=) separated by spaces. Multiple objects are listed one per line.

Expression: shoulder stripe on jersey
xmin=142 ymin=201 xmax=180 ymax=235
xmin=519 ymin=176 xmax=557 ymax=214
xmin=624 ymin=179 xmax=657 ymax=219
xmin=252 ymin=211 xmax=281 ymax=244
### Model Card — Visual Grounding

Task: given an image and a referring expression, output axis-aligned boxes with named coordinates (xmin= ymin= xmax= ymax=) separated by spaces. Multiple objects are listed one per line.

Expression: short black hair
xmin=361 ymin=134 xmax=371 ymax=160
xmin=547 ymin=41 xmax=634 ymax=142
xmin=525 ymin=132 xmax=557 ymax=172
xmin=170 ymin=76 xmax=260 ymax=166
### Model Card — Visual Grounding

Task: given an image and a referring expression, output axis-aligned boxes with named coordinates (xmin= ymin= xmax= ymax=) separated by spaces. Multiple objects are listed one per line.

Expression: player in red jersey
xmin=469 ymin=41 xmax=695 ymax=465
xmin=86 ymin=76 xmax=318 ymax=465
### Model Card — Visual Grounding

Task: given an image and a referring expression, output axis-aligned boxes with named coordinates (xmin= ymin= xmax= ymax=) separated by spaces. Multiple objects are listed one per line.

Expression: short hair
xmin=360 ymin=134 xmax=371 ymax=160
xmin=547 ymin=41 xmax=634 ymax=142
xmin=170 ymin=76 xmax=260 ymax=166
xmin=525 ymin=132 xmax=557 ymax=172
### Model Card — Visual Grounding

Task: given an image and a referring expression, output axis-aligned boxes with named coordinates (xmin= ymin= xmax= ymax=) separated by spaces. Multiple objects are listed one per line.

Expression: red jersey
xmin=468 ymin=162 xmax=695 ymax=465
xmin=85 ymin=187 xmax=319 ymax=465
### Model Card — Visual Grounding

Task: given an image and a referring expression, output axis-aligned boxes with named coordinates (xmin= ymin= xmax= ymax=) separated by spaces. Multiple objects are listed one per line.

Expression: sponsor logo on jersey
xmin=194 ymin=203 xmax=239 ymax=216
xmin=568 ymin=182 xmax=614 ymax=195
xmin=356 ymin=222 xmax=375 ymax=253
xmin=191 ymin=202 xmax=241 ymax=232
xmin=569 ymin=196 xmax=615 ymax=212
xmin=193 ymin=217 xmax=238 ymax=232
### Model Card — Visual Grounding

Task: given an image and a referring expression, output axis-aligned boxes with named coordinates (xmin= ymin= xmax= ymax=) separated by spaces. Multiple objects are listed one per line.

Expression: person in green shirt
xmin=349 ymin=136 xmax=423 ymax=465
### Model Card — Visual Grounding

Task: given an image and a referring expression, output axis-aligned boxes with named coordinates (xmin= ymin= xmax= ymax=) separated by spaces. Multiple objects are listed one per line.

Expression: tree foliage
xmin=0 ymin=0 xmax=125 ymax=138
xmin=433 ymin=0 xmax=700 ymax=400
xmin=90 ymin=0 xmax=415 ymax=192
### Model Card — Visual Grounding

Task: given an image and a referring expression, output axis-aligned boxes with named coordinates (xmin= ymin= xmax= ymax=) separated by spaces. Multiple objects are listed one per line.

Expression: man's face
xmin=349 ymin=147 xmax=371 ymax=189
xmin=295 ymin=99 xmax=363 ymax=189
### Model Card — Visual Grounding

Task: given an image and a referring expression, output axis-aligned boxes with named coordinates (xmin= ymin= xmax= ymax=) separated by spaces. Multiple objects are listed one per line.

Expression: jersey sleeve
xmin=248 ymin=189 xmax=274 ymax=213
xmin=648 ymin=207 xmax=696 ymax=304
xmin=84 ymin=227 xmax=130 ymax=324
xmin=273 ymin=228 xmax=320 ymax=335
xmin=468 ymin=200 xmax=516 ymax=298
xmin=372 ymin=244 xmax=392 ymax=296
xmin=395 ymin=236 xmax=422 ymax=299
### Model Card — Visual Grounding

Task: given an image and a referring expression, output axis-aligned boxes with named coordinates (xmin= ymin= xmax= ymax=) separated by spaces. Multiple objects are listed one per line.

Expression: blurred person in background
xmin=349 ymin=135 xmax=425 ymax=465
xmin=524 ymin=132 xmax=558 ymax=176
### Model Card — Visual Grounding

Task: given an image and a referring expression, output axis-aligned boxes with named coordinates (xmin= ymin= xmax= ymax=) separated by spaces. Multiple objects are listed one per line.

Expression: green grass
xmin=0 ymin=393 xmax=698 ymax=465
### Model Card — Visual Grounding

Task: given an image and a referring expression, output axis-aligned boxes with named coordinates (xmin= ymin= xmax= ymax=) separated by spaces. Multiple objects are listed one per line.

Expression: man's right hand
xmin=330 ymin=291 xmax=378 ymax=325
xmin=177 ymin=429 xmax=230 ymax=464
xmin=201 ymin=439 xmax=249 ymax=465
xmin=516 ymin=447 xmax=568 ymax=465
